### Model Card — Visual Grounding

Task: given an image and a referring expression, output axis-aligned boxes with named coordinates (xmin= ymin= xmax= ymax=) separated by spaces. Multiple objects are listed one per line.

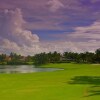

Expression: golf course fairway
xmin=0 ymin=63 xmax=100 ymax=100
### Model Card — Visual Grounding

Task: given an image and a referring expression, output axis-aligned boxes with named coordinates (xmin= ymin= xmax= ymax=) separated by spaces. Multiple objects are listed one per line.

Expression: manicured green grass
xmin=0 ymin=63 xmax=100 ymax=100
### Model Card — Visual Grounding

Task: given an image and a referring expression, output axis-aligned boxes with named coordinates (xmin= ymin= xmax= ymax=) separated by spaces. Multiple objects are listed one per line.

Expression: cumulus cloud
xmin=47 ymin=0 xmax=64 ymax=12
xmin=0 ymin=8 xmax=39 ymax=45
xmin=0 ymin=8 xmax=70 ymax=55
xmin=0 ymin=8 xmax=100 ymax=55
xmin=0 ymin=8 xmax=40 ymax=55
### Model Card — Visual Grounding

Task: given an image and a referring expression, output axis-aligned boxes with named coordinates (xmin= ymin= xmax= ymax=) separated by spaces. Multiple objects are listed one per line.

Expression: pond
xmin=0 ymin=65 xmax=63 ymax=74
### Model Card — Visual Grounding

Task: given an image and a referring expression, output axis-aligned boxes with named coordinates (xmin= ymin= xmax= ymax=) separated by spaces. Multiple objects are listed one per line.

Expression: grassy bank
xmin=0 ymin=63 xmax=100 ymax=100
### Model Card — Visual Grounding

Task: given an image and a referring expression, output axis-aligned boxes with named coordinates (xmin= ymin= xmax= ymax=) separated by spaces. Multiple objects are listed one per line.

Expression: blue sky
xmin=0 ymin=0 xmax=100 ymax=55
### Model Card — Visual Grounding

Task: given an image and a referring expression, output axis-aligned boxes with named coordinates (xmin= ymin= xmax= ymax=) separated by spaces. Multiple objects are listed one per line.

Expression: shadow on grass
xmin=89 ymin=90 xmax=100 ymax=97
xmin=68 ymin=76 xmax=100 ymax=97
xmin=69 ymin=76 xmax=100 ymax=85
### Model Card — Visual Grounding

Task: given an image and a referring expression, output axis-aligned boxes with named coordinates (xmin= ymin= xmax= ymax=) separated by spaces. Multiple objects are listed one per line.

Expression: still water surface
xmin=0 ymin=65 xmax=63 ymax=74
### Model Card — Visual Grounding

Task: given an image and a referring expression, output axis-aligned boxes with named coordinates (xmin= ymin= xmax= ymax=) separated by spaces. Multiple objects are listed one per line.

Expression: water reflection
xmin=0 ymin=65 xmax=63 ymax=74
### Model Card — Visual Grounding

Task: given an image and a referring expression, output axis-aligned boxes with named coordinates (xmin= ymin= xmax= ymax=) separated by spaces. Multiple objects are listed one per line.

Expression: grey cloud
xmin=47 ymin=0 xmax=65 ymax=12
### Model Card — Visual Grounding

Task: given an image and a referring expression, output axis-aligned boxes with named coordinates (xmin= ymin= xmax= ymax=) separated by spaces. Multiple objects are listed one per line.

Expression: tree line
xmin=34 ymin=49 xmax=100 ymax=65
xmin=0 ymin=49 xmax=100 ymax=65
xmin=0 ymin=52 xmax=34 ymax=65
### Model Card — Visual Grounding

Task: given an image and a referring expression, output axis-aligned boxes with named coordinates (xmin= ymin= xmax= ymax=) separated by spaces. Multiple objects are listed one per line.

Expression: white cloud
xmin=60 ymin=21 xmax=100 ymax=52
xmin=68 ymin=21 xmax=100 ymax=40
xmin=1 ymin=8 xmax=39 ymax=45
xmin=0 ymin=8 xmax=99 ymax=55
xmin=47 ymin=0 xmax=64 ymax=12
xmin=0 ymin=8 xmax=40 ymax=55
xmin=0 ymin=8 xmax=68 ymax=55
xmin=39 ymin=40 xmax=100 ymax=53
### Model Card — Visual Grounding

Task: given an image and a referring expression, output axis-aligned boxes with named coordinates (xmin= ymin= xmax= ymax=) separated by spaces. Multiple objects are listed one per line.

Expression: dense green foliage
xmin=0 ymin=63 xmax=100 ymax=100
xmin=0 ymin=52 xmax=34 ymax=65
xmin=34 ymin=49 xmax=100 ymax=65
xmin=34 ymin=51 xmax=61 ymax=65
xmin=0 ymin=48 xmax=100 ymax=65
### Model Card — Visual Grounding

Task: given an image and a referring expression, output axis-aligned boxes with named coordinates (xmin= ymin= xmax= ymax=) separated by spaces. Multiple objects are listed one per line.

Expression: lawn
xmin=0 ymin=63 xmax=100 ymax=100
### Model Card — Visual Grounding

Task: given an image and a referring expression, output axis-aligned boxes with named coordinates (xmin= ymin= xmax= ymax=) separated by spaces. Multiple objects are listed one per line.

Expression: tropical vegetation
xmin=0 ymin=48 xmax=100 ymax=65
